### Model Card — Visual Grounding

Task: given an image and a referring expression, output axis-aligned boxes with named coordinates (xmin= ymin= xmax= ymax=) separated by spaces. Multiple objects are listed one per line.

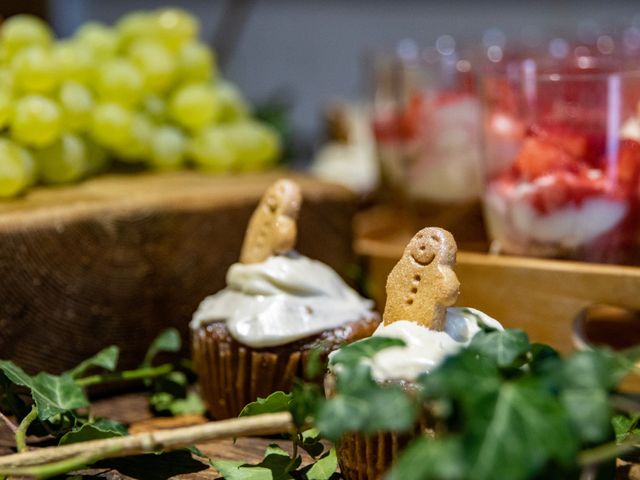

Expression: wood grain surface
xmin=355 ymin=207 xmax=640 ymax=356
xmin=0 ymin=171 xmax=356 ymax=376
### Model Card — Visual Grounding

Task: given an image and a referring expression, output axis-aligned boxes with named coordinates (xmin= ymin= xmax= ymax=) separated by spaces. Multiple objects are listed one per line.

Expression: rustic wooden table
xmin=0 ymin=392 xmax=316 ymax=479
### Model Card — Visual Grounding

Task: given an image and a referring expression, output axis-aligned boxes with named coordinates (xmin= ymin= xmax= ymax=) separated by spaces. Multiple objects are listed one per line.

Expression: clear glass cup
xmin=480 ymin=55 xmax=640 ymax=264
xmin=370 ymin=39 xmax=482 ymax=207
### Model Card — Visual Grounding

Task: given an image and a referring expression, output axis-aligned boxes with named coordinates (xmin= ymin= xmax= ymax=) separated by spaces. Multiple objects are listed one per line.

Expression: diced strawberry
xmin=514 ymin=137 xmax=580 ymax=180
xmin=527 ymin=169 xmax=609 ymax=214
xmin=616 ymin=138 xmax=640 ymax=188
xmin=529 ymin=123 xmax=588 ymax=158
xmin=398 ymin=93 xmax=426 ymax=141
xmin=530 ymin=121 xmax=607 ymax=168
xmin=372 ymin=114 xmax=401 ymax=143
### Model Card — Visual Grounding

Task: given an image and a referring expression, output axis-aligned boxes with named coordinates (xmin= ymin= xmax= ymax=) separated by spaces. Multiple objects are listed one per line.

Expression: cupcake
xmin=191 ymin=179 xmax=379 ymax=419
xmin=330 ymin=227 xmax=503 ymax=480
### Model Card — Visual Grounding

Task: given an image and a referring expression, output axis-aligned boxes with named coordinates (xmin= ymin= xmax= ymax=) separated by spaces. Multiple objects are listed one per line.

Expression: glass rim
xmin=482 ymin=56 xmax=640 ymax=82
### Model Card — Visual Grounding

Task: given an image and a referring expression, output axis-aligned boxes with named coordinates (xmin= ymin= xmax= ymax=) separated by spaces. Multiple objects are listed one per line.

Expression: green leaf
xmin=304 ymin=448 xmax=337 ymax=480
xmin=211 ymin=459 xmax=272 ymax=480
xmin=142 ymin=328 xmax=181 ymax=367
xmin=466 ymin=379 xmax=577 ymax=480
xmin=328 ymin=337 xmax=405 ymax=366
xmin=59 ymin=419 xmax=127 ymax=445
xmin=211 ymin=444 xmax=296 ymax=480
xmin=387 ymin=437 xmax=465 ymax=480
xmin=240 ymin=391 xmax=292 ymax=417
xmin=165 ymin=391 xmax=206 ymax=416
xmin=290 ymin=382 xmax=323 ymax=428
xmin=561 ymin=388 xmax=612 ymax=443
xmin=469 ymin=329 xmax=530 ymax=369
xmin=0 ymin=361 xmax=89 ymax=420
xmin=300 ymin=428 xmax=324 ymax=458
xmin=317 ymin=364 xmax=417 ymax=441
xmin=612 ymin=413 xmax=640 ymax=443
xmin=562 ymin=349 xmax=632 ymax=391
xmin=67 ymin=346 xmax=119 ymax=378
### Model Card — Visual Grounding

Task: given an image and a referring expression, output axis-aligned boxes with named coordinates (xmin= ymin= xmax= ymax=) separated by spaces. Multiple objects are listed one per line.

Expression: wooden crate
xmin=355 ymin=207 xmax=640 ymax=356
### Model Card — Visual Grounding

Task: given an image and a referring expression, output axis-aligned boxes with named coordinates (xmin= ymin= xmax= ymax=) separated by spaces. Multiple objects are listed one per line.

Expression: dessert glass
xmin=481 ymin=56 xmax=640 ymax=263
xmin=371 ymin=41 xmax=483 ymax=207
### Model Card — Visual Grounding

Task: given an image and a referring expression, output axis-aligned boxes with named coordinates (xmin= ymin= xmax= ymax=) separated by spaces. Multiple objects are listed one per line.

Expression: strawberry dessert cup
xmin=481 ymin=60 xmax=640 ymax=263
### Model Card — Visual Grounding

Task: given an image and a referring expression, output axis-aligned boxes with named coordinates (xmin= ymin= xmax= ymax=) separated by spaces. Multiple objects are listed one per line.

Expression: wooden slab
xmin=0 ymin=171 xmax=356 ymax=375
xmin=356 ymin=208 xmax=640 ymax=356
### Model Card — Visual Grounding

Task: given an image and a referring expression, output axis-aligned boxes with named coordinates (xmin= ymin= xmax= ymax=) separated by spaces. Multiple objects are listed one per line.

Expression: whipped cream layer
xmin=191 ymin=254 xmax=375 ymax=348
xmin=484 ymin=184 xmax=627 ymax=254
xmin=366 ymin=308 xmax=503 ymax=382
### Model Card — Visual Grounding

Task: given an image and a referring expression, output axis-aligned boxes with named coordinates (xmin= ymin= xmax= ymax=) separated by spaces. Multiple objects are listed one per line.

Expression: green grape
xmin=0 ymin=68 xmax=15 ymax=94
xmin=90 ymin=102 xmax=134 ymax=149
xmin=215 ymin=81 xmax=250 ymax=122
xmin=53 ymin=41 xmax=94 ymax=84
xmin=0 ymin=138 xmax=35 ymax=197
xmin=152 ymin=8 xmax=199 ymax=50
xmin=74 ymin=22 xmax=119 ymax=59
xmin=226 ymin=121 xmax=281 ymax=171
xmin=0 ymin=91 xmax=13 ymax=129
xmin=169 ymin=83 xmax=219 ymax=130
xmin=59 ymin=81 xmax=94 ymax=132
xmin=95 ymin=58 xmax=144 ymax=107
xmin=84 ymin=136 xmax=110 ymax=175
xmin=128 ymin=40 xmax=176 ymax=93
xmin=149 ymin=125 xmax=185 ymax=170
xmin=0 ymin=15 xmax=52 ymax=60
xmin=189 ymin=126 xmax=235 ymax=172
xmin=10 ymin=95 xmax=62 ymax=147
xmin=142 ymin=94 xmax=167 ymax=122
xmin=116 ymin=10 xmax=154 ymax=46
xmin=11 ymin=46 xmax=59 ymax=93
xmin=33 ymin=133 xmax=88 ymax=184
xmin=114 ymin=112 xmax=153 ymax=162
xmin=177 ymin=42 xmax=215 ymax=83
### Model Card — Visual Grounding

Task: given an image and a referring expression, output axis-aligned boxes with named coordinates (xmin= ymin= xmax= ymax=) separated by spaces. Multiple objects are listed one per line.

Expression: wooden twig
xmin=0 ymin=412 xmax=293 ymax=469
xmin=0 ymin=412 xmax=18 ymax=434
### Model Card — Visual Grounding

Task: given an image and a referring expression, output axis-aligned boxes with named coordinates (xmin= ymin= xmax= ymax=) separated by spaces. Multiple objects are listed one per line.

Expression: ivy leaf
xmin=387 ymin=437 xmax=465 ymax=480
xmin=162 ymin=391 xmax=206 ymax=416
xmin=290 ymin=382 xmax=323 ymax=428
xmin=303 ymin=448 xmax=338 ymax=480
xmin=0 ymin=361 xmax=89 ymax=420
xmin=561 ymin=350 xmax=632 ymax=391
xmin=240 ymin=391 xmax=292 ymax=417
xmin=67 ymin=346 xmax=119 ymax=378
xmin=561 ymin=388 xmax=612 ymax=443
xmin=612 ymin=413 xmax=640 ymax=443
xmin=469 ymin=329 xmax=530 ymax=369
xmin=211 ymin=444 xmax=296 ymax=480
xmin=317 ymin=364 xmax=417 ymax=441
xmin=300 ymin=428 xmax=324 ymax=458
xmin=328 ymin=337 xmax=405 ymax=366
xmin=59 ymin=419 xmax=127 ymax=445
xmin=30 ymin=372 xmax=90 ymax=420
xmin=142 ymin=328 xmax=181 ymax=367
xmin=465 ymin=378 xmax=577 ymax=480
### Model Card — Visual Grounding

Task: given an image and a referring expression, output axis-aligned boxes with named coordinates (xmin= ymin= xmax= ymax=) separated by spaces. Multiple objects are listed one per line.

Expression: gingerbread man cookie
xmin=383 ymin=227 xmax=460 ymax=331
xmin=240 ymin=179 xmax=303 ymax=264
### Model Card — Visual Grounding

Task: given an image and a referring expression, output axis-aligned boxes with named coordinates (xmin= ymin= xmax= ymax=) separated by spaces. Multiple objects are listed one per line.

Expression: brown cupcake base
xmin=336 ymin=419 xmax=433 ymax=480
xmin=191 ymin=314 xmax=379 ymax=419
xmin=325 ymin=373 xmax=433 ymax=480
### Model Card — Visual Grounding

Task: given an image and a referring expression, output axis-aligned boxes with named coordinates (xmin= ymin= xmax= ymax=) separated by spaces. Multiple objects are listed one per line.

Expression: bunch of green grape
xmin=0 ymin=9 xmax=281 ymax=198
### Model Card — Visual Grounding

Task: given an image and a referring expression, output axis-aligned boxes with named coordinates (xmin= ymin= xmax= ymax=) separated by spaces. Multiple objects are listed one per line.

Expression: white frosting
xmin=364 ymin=308 xmax=503 ymax=382
xmin=190 ymin=254 xmax=374 ymax=348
